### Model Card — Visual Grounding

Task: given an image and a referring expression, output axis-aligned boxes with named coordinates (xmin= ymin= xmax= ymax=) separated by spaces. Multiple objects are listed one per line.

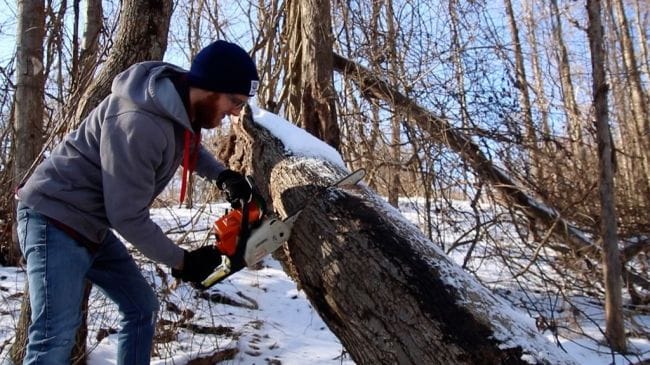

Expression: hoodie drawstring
xmin=180 ymin=129 xmax=201 ymax=204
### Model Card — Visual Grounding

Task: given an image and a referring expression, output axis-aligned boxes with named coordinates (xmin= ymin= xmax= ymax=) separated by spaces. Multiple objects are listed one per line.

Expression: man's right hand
xmin=172 ymin=246 xmax=222 ymax=285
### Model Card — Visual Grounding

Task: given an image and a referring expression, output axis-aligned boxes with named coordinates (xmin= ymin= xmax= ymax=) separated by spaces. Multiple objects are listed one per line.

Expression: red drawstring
xmin=179 ymin=129 xmax=201 ymax=204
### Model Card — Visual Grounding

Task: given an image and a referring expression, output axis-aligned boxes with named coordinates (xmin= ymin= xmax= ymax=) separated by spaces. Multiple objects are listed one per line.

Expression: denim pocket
xmin=16 ymin=204 xmax=48 ymax=257
xmin=16 ymin=206 xmax=29 ymax=254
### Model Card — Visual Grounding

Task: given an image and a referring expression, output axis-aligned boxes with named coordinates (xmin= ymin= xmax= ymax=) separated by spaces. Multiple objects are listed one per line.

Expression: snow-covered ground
xmin=1 ymin=199 xmax=648 ymax=364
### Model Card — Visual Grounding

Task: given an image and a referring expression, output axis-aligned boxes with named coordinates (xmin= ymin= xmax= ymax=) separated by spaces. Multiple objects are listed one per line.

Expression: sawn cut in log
xmin=217 ymin=106 xmax=578 ymax=365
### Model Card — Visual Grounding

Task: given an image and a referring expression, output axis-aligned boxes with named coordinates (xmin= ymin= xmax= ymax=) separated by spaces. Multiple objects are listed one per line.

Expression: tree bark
xmin=219 ymin=107 xmax=577 ymax=365
xmin=549 ymin=0 xmax=584 ymax=161
xmin=504 ymin=0 xmax=538 ymax=180
xmin=70 ymin=0 xmax=102 ymax=97
xmin=13 ymin=0 xmax=45 ymax=223
xmin=385 ymin=0 xmax=401 ymax=208
xmin=285 ymin=0 xmax=340 ymax=149
xmin=587 ymin=0 xmax=626 ymax=352
xmin=72 ymin=0 xmax=173 ymax=128
xmin=610 ymin=0 xmax=650 ymax=196
xmin=604 ymin=4 xmax=640 ymax=208
xmin=11 ymin=0 xmax=45 ymax=361
xmin=523 ymin=0 xmax=552 ymax=184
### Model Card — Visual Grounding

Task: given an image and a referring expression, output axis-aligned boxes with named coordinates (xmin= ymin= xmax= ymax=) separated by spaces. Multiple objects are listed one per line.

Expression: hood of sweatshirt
xmin=111 ymin=61 xmax=194 ymax=133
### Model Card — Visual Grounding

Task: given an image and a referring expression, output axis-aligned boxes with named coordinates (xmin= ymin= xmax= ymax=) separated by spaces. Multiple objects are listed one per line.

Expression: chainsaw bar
xmin=242 ymin=168 xmax=366 ymax=266
xmin=284 ymin=168 xmax=366 ymax=226
xmin=200 ymin=168 xmax=365 ymax=288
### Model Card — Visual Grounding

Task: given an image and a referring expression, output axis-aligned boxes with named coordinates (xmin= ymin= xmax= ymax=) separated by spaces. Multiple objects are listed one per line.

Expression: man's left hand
xmin=216 ymin=169 xmax=252 ymax=207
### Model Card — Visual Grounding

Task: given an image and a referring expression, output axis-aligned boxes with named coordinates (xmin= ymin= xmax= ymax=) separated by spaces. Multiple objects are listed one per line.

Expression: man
xmin=15 ymin=40 xmax=259 ymax=364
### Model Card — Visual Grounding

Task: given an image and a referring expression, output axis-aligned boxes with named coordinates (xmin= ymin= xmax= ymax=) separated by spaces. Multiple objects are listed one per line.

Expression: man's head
xmin=187 ymin=40 xmax=260 ymax=128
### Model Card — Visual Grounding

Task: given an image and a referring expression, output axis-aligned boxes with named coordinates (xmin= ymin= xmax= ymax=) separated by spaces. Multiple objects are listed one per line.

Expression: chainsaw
xmin=199 ymin=168 xmax=366 ymax=289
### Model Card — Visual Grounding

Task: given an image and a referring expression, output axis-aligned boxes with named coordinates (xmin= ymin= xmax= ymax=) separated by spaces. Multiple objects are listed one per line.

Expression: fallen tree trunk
xmin=218 ymin=107 xmax=577 ymax=365
xmin=331 ymin=53 xmax=598 ymax=260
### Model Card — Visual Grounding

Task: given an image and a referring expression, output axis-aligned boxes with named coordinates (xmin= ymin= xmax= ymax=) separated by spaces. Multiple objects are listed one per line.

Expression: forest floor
xmin=1 ymin=199 xmax=648 ymax=364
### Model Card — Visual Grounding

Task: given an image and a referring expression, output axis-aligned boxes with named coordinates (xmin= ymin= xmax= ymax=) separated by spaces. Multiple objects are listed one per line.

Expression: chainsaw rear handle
xmin=201 ymin=197 xmax=254 ymax=289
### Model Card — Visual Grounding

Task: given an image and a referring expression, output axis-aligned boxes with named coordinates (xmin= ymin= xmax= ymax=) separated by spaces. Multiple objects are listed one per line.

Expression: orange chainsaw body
xmin=214 ymin=202 xmax=263 ymax=256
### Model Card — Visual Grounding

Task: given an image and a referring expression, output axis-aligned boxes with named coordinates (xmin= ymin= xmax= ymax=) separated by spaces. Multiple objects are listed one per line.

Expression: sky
xmin=0 ymin=105 xmax=648 ymax=364
xmin=0 ymin=1 xmax=16 ymax=67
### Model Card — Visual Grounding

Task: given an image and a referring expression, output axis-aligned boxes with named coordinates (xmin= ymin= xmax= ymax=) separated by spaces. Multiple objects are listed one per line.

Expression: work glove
xmin=216 ymin=169 xmax=252 ymax=208
xmin=172 ymin=246 xmax=222 ymax=285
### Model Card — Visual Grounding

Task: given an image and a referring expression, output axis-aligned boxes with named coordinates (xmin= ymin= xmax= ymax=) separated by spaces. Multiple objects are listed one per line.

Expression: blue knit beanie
xmin=187 ymin=40 xmax=260 ymax=97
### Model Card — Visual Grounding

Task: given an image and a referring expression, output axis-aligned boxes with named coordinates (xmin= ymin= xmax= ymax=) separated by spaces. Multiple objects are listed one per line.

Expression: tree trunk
xmin=13 ymin=0 xmax=45 ymax=233
xmin=72 ymin=0 xmax=173 ymax=128
xmin=587 ymin=0 xmax=626 ymax=352
xmin=523 ymin=0 xmax=552 ymax=184
xmin=285 ymin=0 xmax=340 ymax=149
xmin=633 ymin=0 xmax=650 ymax=81
xmin=11 ymin=0 xmax=45 ymax=361
xmin=283 ymin=0 xmax=302 ymax=124
xmin=219 ymin=106 xmax=577 ymax=365
xmin=549 ymin=0 xmax=584 ymax=161
xmin=604 ymin=5 xmax=638 ymax=207
xmin=611 ymin=0 xmax=650 ymax=197
xmin=504 ymin=0 xmax=538 ymax=180
xmin=70 ymin=0 xmax=103 ymax=98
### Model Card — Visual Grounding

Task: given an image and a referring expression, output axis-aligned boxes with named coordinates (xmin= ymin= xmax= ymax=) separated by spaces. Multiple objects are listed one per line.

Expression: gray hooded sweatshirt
xmin=18 ymin=61 xmax=226 ymax=267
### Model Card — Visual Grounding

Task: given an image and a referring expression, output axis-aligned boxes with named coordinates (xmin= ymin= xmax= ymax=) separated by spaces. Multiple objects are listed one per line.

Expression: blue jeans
xmin=16 ymin=202 xmax=159 ymax=365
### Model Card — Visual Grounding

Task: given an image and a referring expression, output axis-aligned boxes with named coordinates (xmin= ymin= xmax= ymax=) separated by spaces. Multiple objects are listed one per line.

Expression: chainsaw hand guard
xmin=216 ymin=169 xmax=252 ymax=208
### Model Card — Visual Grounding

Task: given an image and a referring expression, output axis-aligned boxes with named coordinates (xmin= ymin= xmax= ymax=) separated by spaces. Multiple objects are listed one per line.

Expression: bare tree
xmin=586 ymin=0 xmax=626 ymax=352
xmin=12 ymin=0 xmax=45 ymax=248
xmin=72 ymin=0 xmax=173 ymax=128
xmin=385 ymin=0 xmax=402 ymax=207
xmin=70 ymin=0 xmax=103 ymax=99
xmin=632 ymin=0 xmax=650 ymax=79
xmin=333 ymin=53 xmax=598 ymax=257
xmin=284 ymin=0 xmax=340 ymax=149
xmin=522 ymin=0 xmax=553 ymax=184
xmin=504 ymin=0 xmax=538 ymax=180
xmin=254 ymin=0 xmax=285 ymax=112
xmin=610 ymin=0 xmax=650 ymax=197
xmin=549 ymin=0 xmax=584 ymax=161
xmin=3 ymin=0 xmax=650 ymax=361
xmin=10 ymin=1 xmax=46 ymax=362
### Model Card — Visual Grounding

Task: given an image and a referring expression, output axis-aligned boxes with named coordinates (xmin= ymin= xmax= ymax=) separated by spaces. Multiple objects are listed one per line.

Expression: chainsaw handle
xmin=244 ymin=176 xmax=255 ymax=202
xmin=200 ymin=201 xmax=249 ymax=289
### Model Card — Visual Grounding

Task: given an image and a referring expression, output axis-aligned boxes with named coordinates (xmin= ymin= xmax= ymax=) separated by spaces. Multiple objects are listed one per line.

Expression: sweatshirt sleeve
xmin=100 ymin=113 xmax=185 ymax=267
xmin=194 ymin=144 xmax=226 ymax=183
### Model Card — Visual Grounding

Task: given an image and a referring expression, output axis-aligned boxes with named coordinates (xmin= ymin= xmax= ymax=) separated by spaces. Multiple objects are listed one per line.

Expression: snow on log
xmin=217 ymin=106 xmax=578 ymax=365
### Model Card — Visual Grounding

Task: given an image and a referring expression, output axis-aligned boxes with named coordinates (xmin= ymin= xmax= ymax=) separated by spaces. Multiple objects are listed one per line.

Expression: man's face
xmin=191 ymin=90 xmax=249 ymax=129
